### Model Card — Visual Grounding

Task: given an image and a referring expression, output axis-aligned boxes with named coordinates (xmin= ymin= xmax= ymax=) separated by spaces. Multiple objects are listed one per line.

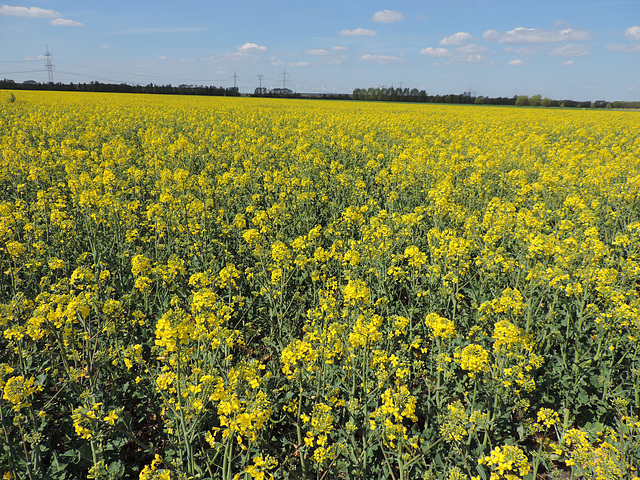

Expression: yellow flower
xmin=104 ymin=410 xmax=119 ymax=425
xmin=3 ymin=376 xmax=43 ymax=411
xmin=479 ymin=445 xmax=531 ymax=479
xmin=242 ymin=228 xmax=261 ymax=245
xmin=492 ymin=319 xmax=524 ymax=354
xmin=536 ymin=408 xmax=559 ymax=429
xmin=5 ymin=241 xmax=25 ymax=258
xmin=455 ymin=344 xmax=489 ymax=378
xmin=343 ymin=279 xmax=370 ymax=306
xmin=425 ymin=312 xmax=456 ymax=340
xmin=131 ymin=254 xmax=152 ymax=277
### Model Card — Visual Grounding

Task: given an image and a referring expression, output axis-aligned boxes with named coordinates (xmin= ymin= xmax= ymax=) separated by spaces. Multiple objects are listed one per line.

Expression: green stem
xmin=89 ymin=439 xmax=99 ymax=472
xmin=175 ymin=354 xmax=195 ymax=475
xmin=381 ymin=447 xmax=397 ymax=480
xmin=296 ymin=386 xmax=308 ymax=479
xmin=531 ymin=426 xmax=549 ymax=479
xmin=397 ymin=439 xmax=405 ymax=480
xmin=0 ymin=402 xmax=22 ymax=480
xmin=459 ymin=445 xmax=474 ymax=480
xmin=222 ymin=432 xmax=233 ymax=480
xmin=17 ymin=422 xmax=35 ymax=480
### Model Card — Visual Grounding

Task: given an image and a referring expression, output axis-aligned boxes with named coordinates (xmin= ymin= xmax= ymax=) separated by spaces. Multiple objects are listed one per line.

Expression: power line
xmin=0 ymin=70 xmax=43 ymax=75
xmin=279 ymin=67 xmax=289 ymax=89
xmin=54 ymin=61 xmax=229 ymax=84
xmin=0 ymin=59 xmax=42 ymax=64
xmin=44 ymin=45 xmax=54 ymax=83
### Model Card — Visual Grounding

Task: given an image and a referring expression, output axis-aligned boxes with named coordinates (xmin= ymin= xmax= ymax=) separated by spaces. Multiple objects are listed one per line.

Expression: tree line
xmin=0 ymin=79 xmax=240 ymax=96
xmin=352 ymin=87 xmax=639 ymax=109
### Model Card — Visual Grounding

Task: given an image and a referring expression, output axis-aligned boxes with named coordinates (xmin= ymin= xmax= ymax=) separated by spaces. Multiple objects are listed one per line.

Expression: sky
xmin=1 ymin=0 xmax=639 ymax=101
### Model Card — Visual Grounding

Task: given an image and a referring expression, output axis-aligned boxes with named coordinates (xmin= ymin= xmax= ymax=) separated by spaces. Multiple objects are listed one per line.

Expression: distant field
xmin=1 ymin=90 xmax=639 ymax=480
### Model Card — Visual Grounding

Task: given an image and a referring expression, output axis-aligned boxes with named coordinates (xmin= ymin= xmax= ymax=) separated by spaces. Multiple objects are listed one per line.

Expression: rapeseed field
xmin=1 ymin=90 xmax=640 ymax=479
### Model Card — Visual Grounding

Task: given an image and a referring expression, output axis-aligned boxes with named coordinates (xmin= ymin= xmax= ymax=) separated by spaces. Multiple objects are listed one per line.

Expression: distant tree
xmin=366 ymin=87 xmax=375 ymax=101
xmin=529 ymin=94 xmax=542 ymax=107
xmin=474 ymin=96 xmax=484 ymax=104
xmin=541 ymin=97 xmax=551 ymax=107
xmin=516 ymin=95 xmax=529 ymax=106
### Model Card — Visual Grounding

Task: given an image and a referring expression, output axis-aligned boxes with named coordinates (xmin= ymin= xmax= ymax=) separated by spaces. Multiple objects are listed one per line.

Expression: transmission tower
xmin=279 ymin=67 xmax=289 ymax=89
xmin=44 ymin=45 xmax=54 ymax=83
xmin=257 ymin=74 xmax=264 ymax=89
xmin=232 ymin=71 xmax=239 ymax=89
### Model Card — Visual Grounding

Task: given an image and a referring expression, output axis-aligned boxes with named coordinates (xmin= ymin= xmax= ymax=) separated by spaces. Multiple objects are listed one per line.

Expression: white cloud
xmin=50 ymin=18 xmax=83 ymax=27
xmin=563 ymin=60 xmax=574 ymax=66
xmin=508 ymin=59 xmax=526 ymax=66
xmin=339 ymin=28 xmax=377 ymax=36
xmin=625 ymin=26 xmax=640 ymax=41
xmin=332 ymin=46 xmax=347 ymax=51
xmin=606 ymin=43 xmax=640 ymax=52
xmin=439 ymin=32 xmax=473 ymax=45
xmin=372 ymin=9 xmax=403 ymax=23
xmin=216 ymin=69 xmax=227 ymax=75
xmin=102 ymin=44 xmax=112 ymax=49
xmin=0 ymin=5 xmax=60 ymax=18
xmin=456 ymin=44 xmax=487 ymax=54
xmin=237 ymin=42 xmax=267 ymax=53
xmin=306 ymin=49 xmax=329 ymax=55
xmin=24 ymin=54 xmax=45 ymax=60
xmin=360 ymin=54 xmax=405 ymax=64
xmin=270 ymin=57 xmax=284 ymax=66
xmin=420 ymin=47 xmax=451 ymax=57
xmin=158 ymin=56 xmax=167 ymax=60
xmin=550 ymin=43 xmax=590 ymax=56
xmin=289 ymin=61 xmax=309 ymax=67
xmin=484 ymin=27 xmax=589 ymax=44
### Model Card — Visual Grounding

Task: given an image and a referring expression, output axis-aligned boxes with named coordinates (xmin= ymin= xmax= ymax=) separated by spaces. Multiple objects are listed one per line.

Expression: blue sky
xmin=1 ymin=0 xmax=639 ymax=100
